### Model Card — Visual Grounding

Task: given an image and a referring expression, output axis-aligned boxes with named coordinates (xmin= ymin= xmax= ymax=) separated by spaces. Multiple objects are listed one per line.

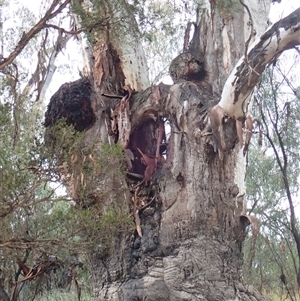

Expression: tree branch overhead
xmin=219 ymin=7 xmax=300 ymax=119
xmin=0 ymin=0 xmax=71 ymax=70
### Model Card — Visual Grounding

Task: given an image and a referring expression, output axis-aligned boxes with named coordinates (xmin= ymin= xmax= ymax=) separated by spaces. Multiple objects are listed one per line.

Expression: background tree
xmin=0 ymin=1 xmax=132 ymax=299
xmin=244 ymin=52 xmax=300 ymax=300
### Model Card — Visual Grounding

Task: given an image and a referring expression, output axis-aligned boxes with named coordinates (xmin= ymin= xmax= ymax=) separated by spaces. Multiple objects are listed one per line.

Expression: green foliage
xmin=0 ymin=67 xmax=131 ymax=301
xmin=244 ymin=232 xmax=298 ymax=297
xmin=44 ymin=118 xmax=85 ymax=165
xmin=70 ymin=1 xmax=98 ymax=45
xmin=0 ymin=98 xmax=45 ymax=217
xmin=71 ymin=0 xmax=142 ymax=46
xmin=131 ymin=0 xmax=189 ymax=82
xmin=0 ymin=109 xmax=132 ymax=299
xmin=45 ymin=120 xmax=129 ymax=206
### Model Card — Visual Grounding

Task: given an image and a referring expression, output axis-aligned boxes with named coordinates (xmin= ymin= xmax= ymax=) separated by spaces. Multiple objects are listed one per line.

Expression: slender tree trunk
xmin=45 ymin=1 xmax=300 ymax=300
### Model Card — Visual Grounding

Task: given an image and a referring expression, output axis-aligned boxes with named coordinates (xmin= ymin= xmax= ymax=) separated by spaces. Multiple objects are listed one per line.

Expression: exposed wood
xmin=112 ymin=85 xmax=133 ymax=148
xmin=78 ymin=0 xmax=149 ymax=91
xmin=207 ymin=105 xmax=226 ymax=160
xmin=136 ymin=148 xmax=158 ymax=186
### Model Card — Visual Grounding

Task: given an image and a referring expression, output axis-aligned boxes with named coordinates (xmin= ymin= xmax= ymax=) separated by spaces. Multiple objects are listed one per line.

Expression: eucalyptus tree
xmin=1 ymin=0 xmax=300 ymax=300
xmin=41 ymin=0 xmax=300 ymax=300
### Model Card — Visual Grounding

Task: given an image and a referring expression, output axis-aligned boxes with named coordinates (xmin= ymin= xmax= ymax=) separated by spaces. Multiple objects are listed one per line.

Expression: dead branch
xmin=0 ymin=238 xmax=93 ymax=251
xmin=183 ymin=22 xmax=192 ymax=52
xmin=15 ymin=250 xmax=31 ymax=282
xmin=0 ymin=194 xmax=70 ymax=220
xmin=16 ymin=258 xmax=30 ymax=276
xmin=138 ymin=196 xmax=155 ymax=211
xmin=239 ymin=0 xmax=256 ymax=65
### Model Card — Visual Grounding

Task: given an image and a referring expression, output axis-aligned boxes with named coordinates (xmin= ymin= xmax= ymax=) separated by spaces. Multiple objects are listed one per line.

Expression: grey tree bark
xmin=45 ymin=1 xmax=300 ymax=300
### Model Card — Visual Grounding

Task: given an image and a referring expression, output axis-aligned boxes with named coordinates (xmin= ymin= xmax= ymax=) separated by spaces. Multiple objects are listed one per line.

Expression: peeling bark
xmin=207 ymin=105 xmax=226 ymax=160
xmin=219 ymin=8 xmax=300 ymax=118
xmin=78 ymin=0 xmax=149 ymax=91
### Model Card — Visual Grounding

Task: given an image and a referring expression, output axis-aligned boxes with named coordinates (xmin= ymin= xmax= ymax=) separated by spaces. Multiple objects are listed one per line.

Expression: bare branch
xmin=23 ymin=30 xmax=73 ymax=101
xmin=0 ymin=0 xmax=71 ymax=70
xmin=0 ymin=194 xmax=70 ymax=220
xmin=45 ymin=17 xmax=110 ymax=35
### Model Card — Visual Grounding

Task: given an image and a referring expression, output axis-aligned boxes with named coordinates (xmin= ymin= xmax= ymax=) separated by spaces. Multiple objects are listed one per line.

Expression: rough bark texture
xmin=88 ymin=82 xmax=260 ymax=301
xmin=44 ymin=1 xmax=300 ymax=300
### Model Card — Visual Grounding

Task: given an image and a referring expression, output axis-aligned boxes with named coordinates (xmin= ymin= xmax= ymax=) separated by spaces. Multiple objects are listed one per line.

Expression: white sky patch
xmin=269 ymin=1 xmax=300 ymax=22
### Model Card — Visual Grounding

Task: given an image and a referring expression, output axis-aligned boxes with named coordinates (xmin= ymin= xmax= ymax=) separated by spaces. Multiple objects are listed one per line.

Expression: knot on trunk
xmin=169 ymin=52 xmax=205 ymax=83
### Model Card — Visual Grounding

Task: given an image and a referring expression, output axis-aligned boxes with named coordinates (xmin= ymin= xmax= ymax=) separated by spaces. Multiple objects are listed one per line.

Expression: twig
xmin=138 ymin=196 xmax=155 ymax=211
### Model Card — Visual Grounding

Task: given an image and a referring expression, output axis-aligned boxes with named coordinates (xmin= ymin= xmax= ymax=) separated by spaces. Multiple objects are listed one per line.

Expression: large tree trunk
xmin=45 ymin=1 xmax=300 ymax=300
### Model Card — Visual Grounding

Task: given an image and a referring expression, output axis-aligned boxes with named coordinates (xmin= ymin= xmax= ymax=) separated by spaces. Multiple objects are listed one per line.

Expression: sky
xmin=269 ymin=0 xmax=300 ymax=21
